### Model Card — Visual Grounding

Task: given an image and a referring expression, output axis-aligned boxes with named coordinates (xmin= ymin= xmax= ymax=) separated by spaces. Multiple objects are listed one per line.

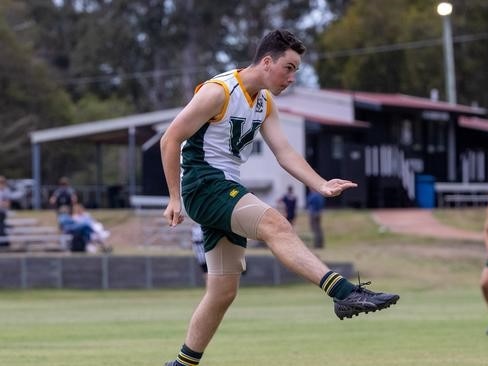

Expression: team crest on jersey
xmin=229 ymin=188 xmax=239 ymax=198
xmin=255 ymin=97 xmax=264 ymax=113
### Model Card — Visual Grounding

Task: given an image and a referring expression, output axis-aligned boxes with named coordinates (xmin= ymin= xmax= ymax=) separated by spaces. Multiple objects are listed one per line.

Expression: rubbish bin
xmin=415 ymin=174 xmax=435 ymax=208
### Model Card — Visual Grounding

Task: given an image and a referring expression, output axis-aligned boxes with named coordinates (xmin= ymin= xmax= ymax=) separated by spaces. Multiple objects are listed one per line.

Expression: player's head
xmin=252 ymin=30 xmax=306 ymax=95
xmin=252 ymin=30 xmax=306 ymax=64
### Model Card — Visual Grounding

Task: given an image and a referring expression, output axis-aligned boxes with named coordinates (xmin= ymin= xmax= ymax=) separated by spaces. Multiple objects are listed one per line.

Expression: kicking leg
xmin=231 ymin=193 xmax=399 ymax=320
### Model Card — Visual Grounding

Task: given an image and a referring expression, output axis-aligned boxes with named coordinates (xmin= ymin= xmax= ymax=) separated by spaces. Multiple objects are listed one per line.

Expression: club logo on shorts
xmin=229 ymin=188 xmax=239 ymax=198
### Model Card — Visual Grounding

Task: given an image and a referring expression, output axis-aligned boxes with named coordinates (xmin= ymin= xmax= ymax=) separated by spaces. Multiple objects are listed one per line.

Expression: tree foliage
xmin=2 ymin=0 xmax=487 ymax=183
xmin=0 ymin=7 xmax=74 ymax=179
xmin=315 ymin=0 xmax=488 ymax=106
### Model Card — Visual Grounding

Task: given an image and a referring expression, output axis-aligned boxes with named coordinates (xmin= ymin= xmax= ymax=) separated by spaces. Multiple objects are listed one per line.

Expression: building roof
xmin=274 ymin=87 xmax=370 ymax=128
xmin=458 ymin=115 xmax=488 ymax=133
xmin=331 ymin=90 xmax=486 ymax=115
xmin=29 ymin=108 xmax=182 ymax=145
xmin=29 ymin=88 xmax=487 ymax=146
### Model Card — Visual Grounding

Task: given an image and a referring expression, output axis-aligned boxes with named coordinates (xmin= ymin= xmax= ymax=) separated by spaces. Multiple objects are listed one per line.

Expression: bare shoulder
xmin=192 ymin=82 xmax=226 ymax=106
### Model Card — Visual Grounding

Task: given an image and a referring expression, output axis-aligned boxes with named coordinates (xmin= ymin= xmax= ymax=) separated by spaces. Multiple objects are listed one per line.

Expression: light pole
xmin=437 ymin=2 xmax=457 ymax=181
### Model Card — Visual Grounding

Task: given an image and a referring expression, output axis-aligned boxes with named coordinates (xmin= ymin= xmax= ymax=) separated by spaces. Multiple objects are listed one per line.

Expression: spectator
xmin=0 ymin=176 xmax=12 ymax=247
xmin=307 ymin=189 xmax=325 ymax=248
xmin=72 ymin=203 xmax=112 ymax=253
xmin=279 ymin=185 xmax=297 ymax=225
xmin=57 ymin=205 xmax=93 ymax=252
xmin=49 ymin=177 xmax=78 ymax=213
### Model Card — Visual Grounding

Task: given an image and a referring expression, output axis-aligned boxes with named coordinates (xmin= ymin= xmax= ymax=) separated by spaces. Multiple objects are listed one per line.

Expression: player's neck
xmin=238 ymin=66 xmax=265 ymax=99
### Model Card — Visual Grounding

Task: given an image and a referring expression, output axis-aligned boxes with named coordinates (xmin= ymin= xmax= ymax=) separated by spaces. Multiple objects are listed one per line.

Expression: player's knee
xmin=207 ymin=275 xmax=239 ymax=307
xmin=212 ymin=284 xmax=238 ymax=309
xmin=258 ymin=208 xmax=294 ymax=241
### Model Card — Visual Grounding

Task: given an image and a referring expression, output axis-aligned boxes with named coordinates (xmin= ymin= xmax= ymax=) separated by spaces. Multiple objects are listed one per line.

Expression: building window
xmin=400 ymin=119 xmax=412 ymax=146
xmin=332 ymin=135 xmax=343 ymax=159
xmin=251 ymin=140 xmax=262 ymax=155
xmin=412 ymin=119 xmax=422 ymax=152
xmin=436 ymin=121 xmax=446 ymax=152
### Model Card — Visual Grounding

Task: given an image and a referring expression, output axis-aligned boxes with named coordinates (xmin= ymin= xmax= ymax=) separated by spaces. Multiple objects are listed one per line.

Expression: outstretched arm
xmin=484 ymin=208 xmax=488 ymax=254
xmin=160 ymin=83 xmax=225 ymax=226
xmin=260 ymin=98 xmax=357 ymax=197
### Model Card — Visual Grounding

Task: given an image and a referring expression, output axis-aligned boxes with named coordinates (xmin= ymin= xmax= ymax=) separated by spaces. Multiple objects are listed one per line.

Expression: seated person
xmin=57 ymin=205 xmax=93 ymax=252
xmin=72 ymin=203 xmax=112 ymax=253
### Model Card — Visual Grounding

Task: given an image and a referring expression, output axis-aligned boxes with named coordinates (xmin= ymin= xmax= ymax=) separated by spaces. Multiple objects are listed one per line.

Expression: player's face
xmin=266 ymin=49 xmax=301 ymax=95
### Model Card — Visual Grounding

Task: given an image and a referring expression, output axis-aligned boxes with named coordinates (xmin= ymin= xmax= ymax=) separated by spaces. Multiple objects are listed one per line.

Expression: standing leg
xmin=481 ymin=265 xmax=488 ymax=335
xmin=166 ymin=238 xmax=244 ymax=366
xmin=184 ymin=274 xmax=240 ymax=351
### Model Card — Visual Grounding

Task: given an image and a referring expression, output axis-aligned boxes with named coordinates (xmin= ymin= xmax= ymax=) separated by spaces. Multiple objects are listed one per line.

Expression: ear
xmin=262 ymin=55 xmax=273 ymax=71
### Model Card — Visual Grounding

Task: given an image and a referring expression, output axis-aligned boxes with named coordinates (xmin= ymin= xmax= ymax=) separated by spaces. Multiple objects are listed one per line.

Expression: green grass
xmin=433 ymin=208 xmax=486 ymax=232
xmin=2 ymin=207 xmax=487 ymax=365
xmin=1 ymin=284 xmax=487 ymax=366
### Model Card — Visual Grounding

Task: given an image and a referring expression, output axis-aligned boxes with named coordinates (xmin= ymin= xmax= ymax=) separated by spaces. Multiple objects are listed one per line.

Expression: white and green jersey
xmin=181 ymin=69 xmax=272 ymax=194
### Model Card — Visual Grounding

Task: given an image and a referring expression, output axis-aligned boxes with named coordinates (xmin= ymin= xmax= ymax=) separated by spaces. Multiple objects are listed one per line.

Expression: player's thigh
xmin=205 ymin=236 xmax=246 ymax=275
xmin=230 ymin=193 xmax=272 ymax=239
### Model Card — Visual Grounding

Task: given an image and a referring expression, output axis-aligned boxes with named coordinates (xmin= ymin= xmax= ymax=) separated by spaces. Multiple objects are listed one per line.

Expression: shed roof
xmin=274 ymin=87 xmax=369 ymax=128
xmin=458 ymin=115 xmax=488 ymax=133
xmin=332 ymin=90 xmax=486 ymax=115
xmin=29 ymin=108 xmax=182 ymax=144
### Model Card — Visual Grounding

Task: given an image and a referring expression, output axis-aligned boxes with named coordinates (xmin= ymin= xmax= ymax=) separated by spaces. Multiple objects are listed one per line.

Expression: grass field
xmin=2 ymin=208 xmax=487 ymax=365
xmin=0 ymin=285 xmax=487 ymax=366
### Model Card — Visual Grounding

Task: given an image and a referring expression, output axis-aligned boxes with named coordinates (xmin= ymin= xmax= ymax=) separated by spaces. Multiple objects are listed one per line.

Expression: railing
xmin=434 ymin=182 xmax=488 ymax=207
xmin=365 ymin=145 xmax=420 ymax=200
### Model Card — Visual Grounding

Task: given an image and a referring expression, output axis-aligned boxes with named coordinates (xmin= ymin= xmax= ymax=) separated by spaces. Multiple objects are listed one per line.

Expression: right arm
xmin=484 ymin=208 xmax=488 ymax=255
xmin=160 ymin=83 xmax=226 ymax=226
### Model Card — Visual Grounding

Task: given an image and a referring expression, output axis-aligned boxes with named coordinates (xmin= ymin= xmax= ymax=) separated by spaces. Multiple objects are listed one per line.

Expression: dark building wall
xmin=142 ymin=144 xmax=169 ymax=196
xmin=305 ymin=122 xmax=367 ymax=208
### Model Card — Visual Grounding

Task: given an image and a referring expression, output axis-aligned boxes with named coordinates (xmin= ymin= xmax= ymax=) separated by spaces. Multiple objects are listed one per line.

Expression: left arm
xmin=260 ymin=98 xmax=357 ymax=197
xmin=484 ymin=208 xmax=488 ymax=255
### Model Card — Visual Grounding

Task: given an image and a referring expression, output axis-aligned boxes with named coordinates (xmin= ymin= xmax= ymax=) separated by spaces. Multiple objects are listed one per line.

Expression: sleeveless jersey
xmin=181 ymin=69 xmax=272 ymax=194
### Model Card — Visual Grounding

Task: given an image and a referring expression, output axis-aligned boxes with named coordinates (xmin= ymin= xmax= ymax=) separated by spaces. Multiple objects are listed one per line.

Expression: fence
xmin=0 ymin=255 xmax=354 ymax=289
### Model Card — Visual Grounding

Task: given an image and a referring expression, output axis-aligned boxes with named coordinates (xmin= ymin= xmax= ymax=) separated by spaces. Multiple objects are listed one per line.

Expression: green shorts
xmin=182 ymin=178 xmax=249 ymax=252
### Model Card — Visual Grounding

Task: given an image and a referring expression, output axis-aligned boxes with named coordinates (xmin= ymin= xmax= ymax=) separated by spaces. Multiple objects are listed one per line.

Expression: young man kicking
xmin=160 ymin=29 xmax=399 ymax=366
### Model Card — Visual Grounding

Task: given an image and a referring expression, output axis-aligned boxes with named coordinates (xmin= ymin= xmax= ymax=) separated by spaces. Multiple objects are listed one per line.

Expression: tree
xmin=0 ymin=8 xmax=75 ymax=179
xmin=21 ymin=0 xmax=327 ymax=111
xmin=315 ymin=0 xmax=488 ymax=106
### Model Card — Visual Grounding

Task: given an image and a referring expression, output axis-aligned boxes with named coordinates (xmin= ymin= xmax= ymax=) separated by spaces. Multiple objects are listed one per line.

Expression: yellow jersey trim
xmin=264 ymin=89 xmax=272 ymax=120
xmin=234 ymin=70 xmax=254 ymax=108
xmin=195 ymin=80 xmax=230 ymax=122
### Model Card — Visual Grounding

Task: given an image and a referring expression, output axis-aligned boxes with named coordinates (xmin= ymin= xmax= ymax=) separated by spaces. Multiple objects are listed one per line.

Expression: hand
xmin=320 ymin=179 xmax=357 ymax=197
xmin=163 ymin=198 xmax=185 ymax=227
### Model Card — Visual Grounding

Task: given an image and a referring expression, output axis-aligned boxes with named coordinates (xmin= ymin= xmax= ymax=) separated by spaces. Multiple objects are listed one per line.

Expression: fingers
xmin=324 ymin=179 xmax=358 ymax=197
xmin=163 ymin=207 xmax=185 ymax=227
xmin=171 ymin=212 xmax=184 ymax=226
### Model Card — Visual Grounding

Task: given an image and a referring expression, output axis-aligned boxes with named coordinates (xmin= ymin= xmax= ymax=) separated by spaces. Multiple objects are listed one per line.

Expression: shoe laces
xmin=355 ymin=272 xmax=372 ymax=292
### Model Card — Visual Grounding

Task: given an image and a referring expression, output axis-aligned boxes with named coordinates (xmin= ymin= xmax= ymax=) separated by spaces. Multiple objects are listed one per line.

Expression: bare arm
xmin=260 ymin=98 xmax=357 ymax=197
xmin=160 ymin=83 xmax=225 ymax=226
xmin=484 ymin=208 xmax=488 ymax=254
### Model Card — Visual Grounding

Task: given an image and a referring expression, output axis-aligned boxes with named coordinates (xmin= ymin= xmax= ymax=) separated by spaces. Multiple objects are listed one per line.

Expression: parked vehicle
xmin=7 ymin=179 xmax=34 ymax=209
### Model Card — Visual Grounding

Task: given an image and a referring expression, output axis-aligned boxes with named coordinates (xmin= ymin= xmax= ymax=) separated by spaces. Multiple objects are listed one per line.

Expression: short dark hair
xmin=252 ymin=29 xmax=306 ymax=64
